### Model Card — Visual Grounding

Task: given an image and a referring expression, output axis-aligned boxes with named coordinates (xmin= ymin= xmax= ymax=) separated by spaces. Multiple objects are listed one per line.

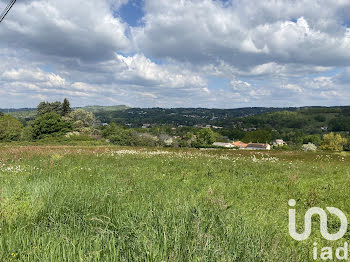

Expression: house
xmin=213 ymin=142 xmax=235 ymax=148
xmin=232 ymin=141 xmax=248 ymax=148
xmin=142 ymin=124 xmax=151 ymax=129
xmin=245 ymin=143 xmax=271 ymax=150
xmin=273 ymin=139 xmax=286 ymax=146
xmin=321 ymin=126 xmax=328 ymax=132
xmin=243 ymin=127 xmax=257 ymax=132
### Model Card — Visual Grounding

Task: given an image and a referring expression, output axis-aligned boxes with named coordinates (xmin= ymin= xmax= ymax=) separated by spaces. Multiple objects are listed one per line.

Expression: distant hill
xmin=0 ymin=108 xmax=37 ymax=121
xmin=79 ymin=105 xmax=130 ymax=113
xmin=93 ymin=107 xmax=299 ymax=127
xmin=235 ymin=106 xmax=350 ymax=134
xmin=2 ymin=106 xmax=350 ymax=134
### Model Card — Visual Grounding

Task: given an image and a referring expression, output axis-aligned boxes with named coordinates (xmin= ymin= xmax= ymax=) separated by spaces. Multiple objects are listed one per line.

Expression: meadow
xmin=0 ymin=146 xmax=349 ymax=261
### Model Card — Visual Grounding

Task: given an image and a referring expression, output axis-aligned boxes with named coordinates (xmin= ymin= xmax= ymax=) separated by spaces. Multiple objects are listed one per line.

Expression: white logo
xmin=288 ymin=199 xmax=348 ymax=241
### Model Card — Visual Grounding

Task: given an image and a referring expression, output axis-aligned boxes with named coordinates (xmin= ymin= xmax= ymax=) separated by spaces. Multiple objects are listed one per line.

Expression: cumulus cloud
xmin=0 ymin=0 xmax=130 ymax=62
xmin=0 ymin=0 xmax=350 ymax=108
xmin=0 ymin=53 xmax=210 ymax=107
xmin=134 ymin=0 xmax=350 ymax=69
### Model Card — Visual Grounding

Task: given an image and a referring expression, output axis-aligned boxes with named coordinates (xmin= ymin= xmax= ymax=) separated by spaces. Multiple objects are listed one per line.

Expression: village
xmin=212 ymin=139 xmax=287 ymax=150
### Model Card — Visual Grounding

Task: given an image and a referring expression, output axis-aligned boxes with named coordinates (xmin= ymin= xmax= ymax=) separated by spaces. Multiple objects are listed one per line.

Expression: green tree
xmin=283 ymin=130 xmax=305 ymax=145
xmin=303 ymin=134 xmax=322 ymax=146
xmin=21 ymin=124 xmax=34 ymax=141
xmin=62 ymin=98 xmax=72 ymax=116
xmin=314 ymin=115 xmax=326 ymax=122
xmin=179 ymin=132 xmax=196 ymax=148
xmin=329 ymin=117 xmax=350 ymax=132
xmin=0 ymin=115 xmax=23 ymax=141
xmin=219 ymin=128 xmax=245 ymax=140
xmin=242 ymin=130 xmax=272 ymax=143
xmin=320 ymin=132 xmax=348 ymax=151
xmin=37 ymin=101 xmax=63 ymax=116
xmin=64 ymin=109 xmax=95 ymax=134
xmin=195 ymin=128 xmax=216 ymax=147
xmin=32 ymin=112 xmax=71 ymax=139
xmin=101 ymin=123 xmax=132 ymax=146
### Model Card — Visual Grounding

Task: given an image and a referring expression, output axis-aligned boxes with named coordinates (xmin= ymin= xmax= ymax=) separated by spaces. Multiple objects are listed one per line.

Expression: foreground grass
xmin=0 ymin=146 xmax=349 ymax=261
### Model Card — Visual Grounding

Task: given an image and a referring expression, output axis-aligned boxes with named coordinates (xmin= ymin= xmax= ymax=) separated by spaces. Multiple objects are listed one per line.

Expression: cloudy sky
xmin=0 ymin=0 xmax=350 ymax=108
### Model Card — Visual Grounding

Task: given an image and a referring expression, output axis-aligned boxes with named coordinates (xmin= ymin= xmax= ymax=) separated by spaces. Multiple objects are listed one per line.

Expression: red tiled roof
xmin=232 ymin=141 xmax=248 ymax=148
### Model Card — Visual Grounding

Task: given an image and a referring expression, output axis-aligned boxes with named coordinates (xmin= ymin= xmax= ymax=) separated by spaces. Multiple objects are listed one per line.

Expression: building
xmin=213 ymin=142 xmax=235 ymax=148
xmin=232 ymin=141 xmax=248 ymax=148
xmin=212 ymin=126 xmax=223 ymax=129
xmin=243 ymin=127 xmax=257 ymax=132
xmin=245 ymin=143 xmax=271 ymax=150
xmin=273 ymin=139 xmax=287 ymax=146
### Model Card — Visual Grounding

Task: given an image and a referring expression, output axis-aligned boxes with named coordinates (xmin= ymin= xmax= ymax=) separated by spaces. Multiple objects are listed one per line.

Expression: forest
xmin=1 ymin=101 xmax=350 ymax=151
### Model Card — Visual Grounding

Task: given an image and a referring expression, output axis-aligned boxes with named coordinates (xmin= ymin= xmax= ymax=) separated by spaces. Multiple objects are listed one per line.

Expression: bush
xmin=130 ymin=132 xmax=159 ymax=147
xmin=344 ymin=143 xmax=350 ymax=152
xmin=0 ymin=115 xmax=23 ymax=141
xmin=273 ymin=144 xmax=290 ymax=150
xmin=21 ymin=125 xmax=34 ymax=141
xmin=101 ymin=123 xmax=132 ymax=146
xmin=301 ymin=143 xmax=317 ymax=151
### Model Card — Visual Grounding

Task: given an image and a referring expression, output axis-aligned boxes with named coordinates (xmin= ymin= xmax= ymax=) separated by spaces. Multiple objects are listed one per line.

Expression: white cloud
xmin=1 ymin=0 xmax=350 ymax=108
xmin=0 ymin=53 xmax=210 ymax=107
xmin=0 ymin=0 xmax=130 ymax=62
xmin=133 ymin=0 xmax=350 ymax=68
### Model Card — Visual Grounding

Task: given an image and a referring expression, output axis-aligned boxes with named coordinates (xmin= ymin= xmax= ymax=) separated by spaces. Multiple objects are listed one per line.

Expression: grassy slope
xmin=0 ymin=147 xmax=349 ymax=261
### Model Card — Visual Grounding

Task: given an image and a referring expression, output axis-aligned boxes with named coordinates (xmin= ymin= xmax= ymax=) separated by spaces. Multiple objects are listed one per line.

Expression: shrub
xmin=101 ymin=123 xmax=132 ymax=146
xmin=130 ymin=132 xmax=159 ymax=147
xmin=273 ymin=144 xmax=290 ymax=150
xmin=0 ymin=115 xmax=23 ymax=141
xmin=301 ymin=143 xmax=317 ymax=152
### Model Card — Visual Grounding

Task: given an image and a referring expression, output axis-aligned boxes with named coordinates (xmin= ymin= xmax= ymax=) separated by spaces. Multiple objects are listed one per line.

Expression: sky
xmin=0 ymin=0 xmax=350 ymax=108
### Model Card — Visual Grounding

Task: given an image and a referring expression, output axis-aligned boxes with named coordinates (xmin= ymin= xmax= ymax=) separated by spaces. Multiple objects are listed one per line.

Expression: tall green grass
xmin=0 ymin=147 xmax=349 ymax=261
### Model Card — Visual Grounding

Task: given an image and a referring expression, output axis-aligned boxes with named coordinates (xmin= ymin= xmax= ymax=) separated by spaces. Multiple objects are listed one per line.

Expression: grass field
xmin=0 ymin=146 xmax=350 ymax=261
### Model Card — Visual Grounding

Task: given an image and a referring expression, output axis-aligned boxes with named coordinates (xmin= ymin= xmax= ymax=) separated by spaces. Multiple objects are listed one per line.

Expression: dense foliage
xmin=1 ymin=102 xmax=350 ymax=151
xmin=0 ymin=115 xmax=23 ymax=141
xmin=320 ymin=132 xmax=348 ymax=151
xmin=37 ymin=99 xmax=72 ymax=117
xmin=32 ymin=112 xmax=72 ymax=139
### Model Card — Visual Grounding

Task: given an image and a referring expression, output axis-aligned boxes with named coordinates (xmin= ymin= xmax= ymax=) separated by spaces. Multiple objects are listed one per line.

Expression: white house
xmin=213 ymin=142 xmax=235 ymax=148
xmin=245 ymin=143 xmax=271 ymax=150
xmin=273 ymin=139 xmax=287 ymax=146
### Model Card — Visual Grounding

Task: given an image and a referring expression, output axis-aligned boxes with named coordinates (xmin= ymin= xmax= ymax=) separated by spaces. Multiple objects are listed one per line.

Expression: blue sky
xmin=117 ymin=0 xmax=144 ymax=27
xmin=0 ymin=0 xmax=350 ymax=108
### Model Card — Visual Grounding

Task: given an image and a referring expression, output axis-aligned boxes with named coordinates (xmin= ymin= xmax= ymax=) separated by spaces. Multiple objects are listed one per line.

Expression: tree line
xmin=0 ymin=100 xmax=349 ymax=150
